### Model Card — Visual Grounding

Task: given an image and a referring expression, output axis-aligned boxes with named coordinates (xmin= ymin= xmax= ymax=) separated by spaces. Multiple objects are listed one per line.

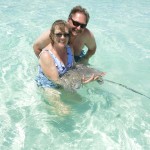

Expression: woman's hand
xmin=81 ymin=72 xmax=106 ymax=84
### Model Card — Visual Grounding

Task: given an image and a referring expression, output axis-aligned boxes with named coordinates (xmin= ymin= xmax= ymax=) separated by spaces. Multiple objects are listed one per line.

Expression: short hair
xmin=49 ymin=20 xmax=70 ymax=45
xmin=68 ymin=5 xmax=90 ymax=24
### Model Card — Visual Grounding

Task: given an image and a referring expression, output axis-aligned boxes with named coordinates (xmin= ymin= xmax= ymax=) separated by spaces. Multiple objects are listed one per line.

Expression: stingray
xmin=58 ymin=64 xmax=104 ymax=90
xmin=57 ymin=63 xmax=150 ymax=99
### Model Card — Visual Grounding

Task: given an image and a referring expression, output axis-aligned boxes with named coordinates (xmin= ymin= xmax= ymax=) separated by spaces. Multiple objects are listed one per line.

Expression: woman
xmin=36 ymin=20 xmax=74 ymax=115
xmin=36 ymin=20 xmax=74 ymax=88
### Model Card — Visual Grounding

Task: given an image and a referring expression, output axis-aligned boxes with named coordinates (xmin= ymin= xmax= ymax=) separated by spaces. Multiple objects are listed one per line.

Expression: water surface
xmin=0 ymin=0 xmax=150 ymax=149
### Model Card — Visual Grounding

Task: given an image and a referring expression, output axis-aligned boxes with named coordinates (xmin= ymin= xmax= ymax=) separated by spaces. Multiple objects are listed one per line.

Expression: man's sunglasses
xmin=54 ymin=33 xmax=70 ymax=38
xmin=70 ymin=18 xmax=87 ymax=28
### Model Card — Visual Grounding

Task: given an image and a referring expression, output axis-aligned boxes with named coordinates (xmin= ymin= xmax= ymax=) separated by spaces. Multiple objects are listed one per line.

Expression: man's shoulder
xmin=82 ymin=28 xmax=95 ymax=42
xmin=83 ymin=28 xmax=94 ymax=37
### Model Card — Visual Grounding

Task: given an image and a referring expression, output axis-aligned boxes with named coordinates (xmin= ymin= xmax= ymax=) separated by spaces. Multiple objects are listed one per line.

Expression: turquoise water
xmin=0 ymin=0 xmax=150 ymax=149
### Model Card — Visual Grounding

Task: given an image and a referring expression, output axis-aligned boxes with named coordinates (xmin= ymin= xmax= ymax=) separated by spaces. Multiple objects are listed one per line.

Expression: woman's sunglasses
xmin=70 ymin=18 xmax=87 ymax=28
xmin=54 ymin=33 xmax=70 ymax=38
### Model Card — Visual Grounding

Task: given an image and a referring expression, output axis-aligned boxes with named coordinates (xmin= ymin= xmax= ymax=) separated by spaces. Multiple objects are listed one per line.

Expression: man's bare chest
xmin=73 ymin=38 xmax=85 ymax=55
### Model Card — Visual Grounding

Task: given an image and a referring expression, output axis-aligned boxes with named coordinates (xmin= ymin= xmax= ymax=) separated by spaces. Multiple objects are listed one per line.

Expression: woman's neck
xmin=53 ymin=45 xmax=66 ymax=54
xmin=53 ymin=45 xmax=67 ymax=65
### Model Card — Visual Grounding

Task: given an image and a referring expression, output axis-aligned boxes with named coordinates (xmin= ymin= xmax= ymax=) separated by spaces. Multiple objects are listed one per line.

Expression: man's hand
xmin=81 ymin=72 xmax=106 ymax=84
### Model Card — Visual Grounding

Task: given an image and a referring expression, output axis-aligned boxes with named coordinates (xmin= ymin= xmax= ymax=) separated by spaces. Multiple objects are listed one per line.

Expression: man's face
xmin=68 ymin=12 xmax=87 ymax=36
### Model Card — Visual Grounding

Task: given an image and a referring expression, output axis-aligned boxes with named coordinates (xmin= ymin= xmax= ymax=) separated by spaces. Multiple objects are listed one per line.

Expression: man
xmin=33 ymin=5 xmax=96 ymax=64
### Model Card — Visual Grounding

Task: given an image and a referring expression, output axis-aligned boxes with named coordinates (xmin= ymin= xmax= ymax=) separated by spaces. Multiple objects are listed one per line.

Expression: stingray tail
xmin=97 ymin=79 xmax=150 ymax=99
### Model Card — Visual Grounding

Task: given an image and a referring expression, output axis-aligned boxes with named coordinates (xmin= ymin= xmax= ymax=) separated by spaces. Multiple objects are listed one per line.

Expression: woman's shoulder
xmin=39 ymin=50 xmax=54 ymax=64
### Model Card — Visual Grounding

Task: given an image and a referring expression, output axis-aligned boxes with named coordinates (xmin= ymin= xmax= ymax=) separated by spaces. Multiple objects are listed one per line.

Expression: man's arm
xmin=82 ymin=29 xmax=96 ymax=64
xmin=33 ymin=30 xmax=51 ymax=58
xmin=85 ymin=29 xmax=96 ymax=59
xmin=84 ymin=45 xmax=96 ymax=60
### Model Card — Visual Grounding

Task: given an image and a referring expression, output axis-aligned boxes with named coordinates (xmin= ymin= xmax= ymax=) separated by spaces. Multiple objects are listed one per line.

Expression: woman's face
xmin=53 ymin=26 xmax=70 ymax=47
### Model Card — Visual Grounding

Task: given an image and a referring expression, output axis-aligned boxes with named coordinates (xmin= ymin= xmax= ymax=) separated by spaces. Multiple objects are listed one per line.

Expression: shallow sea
xmin=0 ymin=0 xmax=150 ymax=150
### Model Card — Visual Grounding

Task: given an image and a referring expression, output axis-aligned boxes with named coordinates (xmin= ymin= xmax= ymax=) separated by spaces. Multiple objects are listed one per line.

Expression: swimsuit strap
xmin=66 ymin=45 xmax=74 ymax=68
xmin=47 ymin=50 xmax=67 ymax=76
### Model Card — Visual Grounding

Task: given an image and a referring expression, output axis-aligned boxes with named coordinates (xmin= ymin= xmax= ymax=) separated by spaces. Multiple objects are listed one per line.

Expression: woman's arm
xmin=39 ymin=51 xmax=59 ymax=81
